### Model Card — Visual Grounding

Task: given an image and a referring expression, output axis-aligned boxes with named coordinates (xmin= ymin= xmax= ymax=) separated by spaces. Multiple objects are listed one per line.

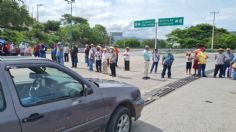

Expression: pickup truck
xmin=0 ymin=56 xmax=144 ymax=132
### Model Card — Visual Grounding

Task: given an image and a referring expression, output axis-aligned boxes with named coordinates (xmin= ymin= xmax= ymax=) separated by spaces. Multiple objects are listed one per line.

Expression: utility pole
xmin=65 ymin=0 xmax=75 ymax=48
xmin=210 ymin=11 xmax=219 ymax=50
xmin=36 ymin=4 xmax=43 ymax=22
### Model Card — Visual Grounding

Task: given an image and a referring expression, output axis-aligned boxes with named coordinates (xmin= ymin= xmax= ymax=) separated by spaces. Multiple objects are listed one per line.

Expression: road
xmin=131 ymin=78 xmax=236 ymax=132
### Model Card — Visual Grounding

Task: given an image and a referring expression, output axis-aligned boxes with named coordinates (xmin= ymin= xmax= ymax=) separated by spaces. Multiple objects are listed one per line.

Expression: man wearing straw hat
xmin=214 ymin=48 xmax=225 ymax=78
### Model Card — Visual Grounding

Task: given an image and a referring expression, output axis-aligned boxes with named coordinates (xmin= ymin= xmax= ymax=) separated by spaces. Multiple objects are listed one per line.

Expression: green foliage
xmin=0 ymin=0 xmax=33 ymax=30
xmin=44 ymin=20 xmax=60 ymax=32
xmin=115 ymin=38 xmax=141 ymax=48
xmin=167 ymin=24 xmax=236 ymax=49
xmin=61 ymin=14 xmax=88 ymax=25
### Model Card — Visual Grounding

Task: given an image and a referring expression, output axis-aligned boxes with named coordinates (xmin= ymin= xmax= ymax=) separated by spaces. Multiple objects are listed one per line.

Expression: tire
xmin=106 ymin=107 xmax=132 ymax=132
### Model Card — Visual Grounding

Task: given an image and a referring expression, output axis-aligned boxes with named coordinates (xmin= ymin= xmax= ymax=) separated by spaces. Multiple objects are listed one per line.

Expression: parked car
xmin=0 ymin=56 xmax=144 ymax=132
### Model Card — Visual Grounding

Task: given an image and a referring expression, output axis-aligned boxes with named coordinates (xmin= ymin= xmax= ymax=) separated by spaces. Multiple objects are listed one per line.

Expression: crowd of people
xmin=84 ymin=44 xmax=125 ymax=77
xmin=1 ymin=40 xmax=236 ymax=80
xmin=142 ymin=45 xmax=236 ymax=80
xmin=0 ymin=41 xmax=47 ymax=57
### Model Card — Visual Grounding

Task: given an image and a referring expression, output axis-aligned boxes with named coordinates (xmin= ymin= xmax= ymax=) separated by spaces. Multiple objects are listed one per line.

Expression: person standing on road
xmin=19 ymin=42 xmax=26 ymax=56
xmin=64 ymin=44 xmax=70 ymax=62
xmin=84 ymin=44 xmax=90 ymax=67
xmin=71 ymin=45 xmax=78 ymax=68
xmin=161 ymin=49 xmax=174 ymax=78
xmin=109 ymin=47 xmax=117 ymax=77
xmin=95 ymin=46 xmax=102 ymax=72
xmin=223 ymin=48 xmax=234 ymax=77
xmin=39 ymin=43 xmax=47 ymax=58
xmin=51 ymin=44 xmax=57 ymax=61
xmin=186 ymin=52 xmax=193 ymax=75
xmin=114 ymin=46 xmax=119 ymax=67
xmin=143 ymin=45 xmax=151 ymax=80
xmin=197 ymin=47 xmax=208 ymax=77
xmin=231 ymin=56 xmax=236 ymax=80
xmin=56 ymin=43 xmax=64 ymax=65
xmin=123 ymin=47 xmax=130 ymax=71
xmin=102 ymin=48 xmax=109 ymax=74
xmin=33 ymin=44 xmax=40 ymax=57
xmin=193 ymin=48 xmax=201 ymax=76
xmin=88 ymin=44 xmax=96 ymax=71
xmin=214 ymin=48 xmax=225 ymax=78
xmin=150 ymin=48 xmax=160 ymax=74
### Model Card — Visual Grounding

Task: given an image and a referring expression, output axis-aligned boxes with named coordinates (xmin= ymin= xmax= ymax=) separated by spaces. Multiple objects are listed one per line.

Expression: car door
xmin=5 ymin=64 xmax=105 ymax=132
xmin=0 ymin=68 xmax=21 ymax=132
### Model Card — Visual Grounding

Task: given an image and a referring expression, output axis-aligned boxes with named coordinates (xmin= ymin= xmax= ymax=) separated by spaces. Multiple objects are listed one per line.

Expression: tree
xmin=61 ymin=14 xmax=88 ymax=25
xmin=115 ymin=38 xmax=140 ymax=48
xmin=167 ymin=24 xmax=236 ymax=49
xmin=0 ymin=0 xmax=33 ymax=30
xmin=91 ymin=24 xmax=109 ymax=44
xmin=44 ymin=20 xmax=61 ymax=32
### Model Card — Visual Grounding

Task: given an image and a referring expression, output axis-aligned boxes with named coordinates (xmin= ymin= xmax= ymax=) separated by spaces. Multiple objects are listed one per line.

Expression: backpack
xmin=164 ymin=54 xmax=174 ymax=66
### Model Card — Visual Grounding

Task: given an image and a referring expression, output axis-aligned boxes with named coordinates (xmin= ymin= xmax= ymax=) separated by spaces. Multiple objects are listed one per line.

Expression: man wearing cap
xmin=161 ymin=49 xmax=174 ymax=78
xmin=197 ymin=47 xmax=208 ymax=77
xmin=214 ymin=48 xmax=225 ymax=78
xmin=223 ymin=48 xmax=234 ymax=77
xmin=143 ymin=45 xmax=151 ymax=80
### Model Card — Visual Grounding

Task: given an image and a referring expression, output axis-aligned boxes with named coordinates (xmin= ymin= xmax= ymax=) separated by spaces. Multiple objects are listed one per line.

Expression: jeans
xmin=96 ymin=60 xmax=102 ymax=72
xmin=40 ymin=53 xmax=46 ymax=58
xmin=223 ymin=62 xmax=230 ymax=77
xmin=56 ymin=56 xmax=64 ymax=65
xmin=198 ymin=64 xmax=206 ymax=77
xmin=71 ymin=56 xmax=78 ymax=68
xmin=150 ymin=62 xmax=158 ymax=73
xmin=232 ymin=69 xmax=236 ymax=80
xmin=161 ymin=64 xmax=172 ymax=78
xmin=89 ymin=59 xmax=94 ymax=71
xmin=214 ymin=64 xmax=224 ymax=77
xmin=110 ymin=63 xmax=116 ymax=76
xmin=85 ymin=57 xmax=89 ymax=66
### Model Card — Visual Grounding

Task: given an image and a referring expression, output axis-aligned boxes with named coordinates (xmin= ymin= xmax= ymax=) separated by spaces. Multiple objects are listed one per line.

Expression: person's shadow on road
xmin=131 ymin=120 xmax=163 ymax=132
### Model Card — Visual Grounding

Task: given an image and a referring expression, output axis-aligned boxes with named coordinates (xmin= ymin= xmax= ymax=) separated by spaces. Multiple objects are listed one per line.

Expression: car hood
xmin=86 ymin=78 xmax=134 ymax=88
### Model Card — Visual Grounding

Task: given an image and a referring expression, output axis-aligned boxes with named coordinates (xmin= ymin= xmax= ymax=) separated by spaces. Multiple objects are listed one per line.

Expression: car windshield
xmin=9 ymin=67 xmax=84 ymax=107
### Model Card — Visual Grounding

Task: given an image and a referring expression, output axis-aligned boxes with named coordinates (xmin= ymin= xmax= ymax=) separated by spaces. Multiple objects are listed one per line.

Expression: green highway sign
xmin=134 ymin=19 xmax=156 ymax=28
xmin=158 ymin=17 xmax=184 ymax=26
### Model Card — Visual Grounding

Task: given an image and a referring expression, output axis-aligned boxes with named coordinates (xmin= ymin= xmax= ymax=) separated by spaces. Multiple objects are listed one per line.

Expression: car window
xmin=0 ymin=84 xmax=5 ymax=111
xmin=9 ymin=66 xmax=84 ymax=107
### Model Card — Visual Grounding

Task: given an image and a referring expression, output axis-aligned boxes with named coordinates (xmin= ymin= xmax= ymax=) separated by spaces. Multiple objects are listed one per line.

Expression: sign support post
xmin=155 ymin=22 xmax=158 ymax=49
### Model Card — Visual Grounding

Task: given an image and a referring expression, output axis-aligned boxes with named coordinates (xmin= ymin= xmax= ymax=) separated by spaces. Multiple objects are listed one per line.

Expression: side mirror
xmin=85 ymin=87 xmax=93 ymax=96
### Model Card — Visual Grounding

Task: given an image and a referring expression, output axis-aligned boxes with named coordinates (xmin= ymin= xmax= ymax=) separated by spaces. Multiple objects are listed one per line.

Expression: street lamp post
xmin=65 ymin=0 xmax=75 ymax=48
xmin=210 ymin=11 xmax=219 ymax=50
xmin=36 ymin=4 xmax=43 ymax=22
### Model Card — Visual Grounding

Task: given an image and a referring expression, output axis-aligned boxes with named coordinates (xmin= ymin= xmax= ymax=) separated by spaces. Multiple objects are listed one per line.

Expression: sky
xmin=23 ymin=0 xmax=236 ymax=39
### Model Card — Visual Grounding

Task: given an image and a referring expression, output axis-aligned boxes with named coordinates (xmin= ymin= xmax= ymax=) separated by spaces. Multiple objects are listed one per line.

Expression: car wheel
xmin=106 ymin=107 xmax=132 ymax=132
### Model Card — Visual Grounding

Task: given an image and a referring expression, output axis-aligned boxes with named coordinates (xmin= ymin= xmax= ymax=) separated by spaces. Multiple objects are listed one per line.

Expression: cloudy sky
xmin=23 ymin=0 xmax=236 ymax=39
